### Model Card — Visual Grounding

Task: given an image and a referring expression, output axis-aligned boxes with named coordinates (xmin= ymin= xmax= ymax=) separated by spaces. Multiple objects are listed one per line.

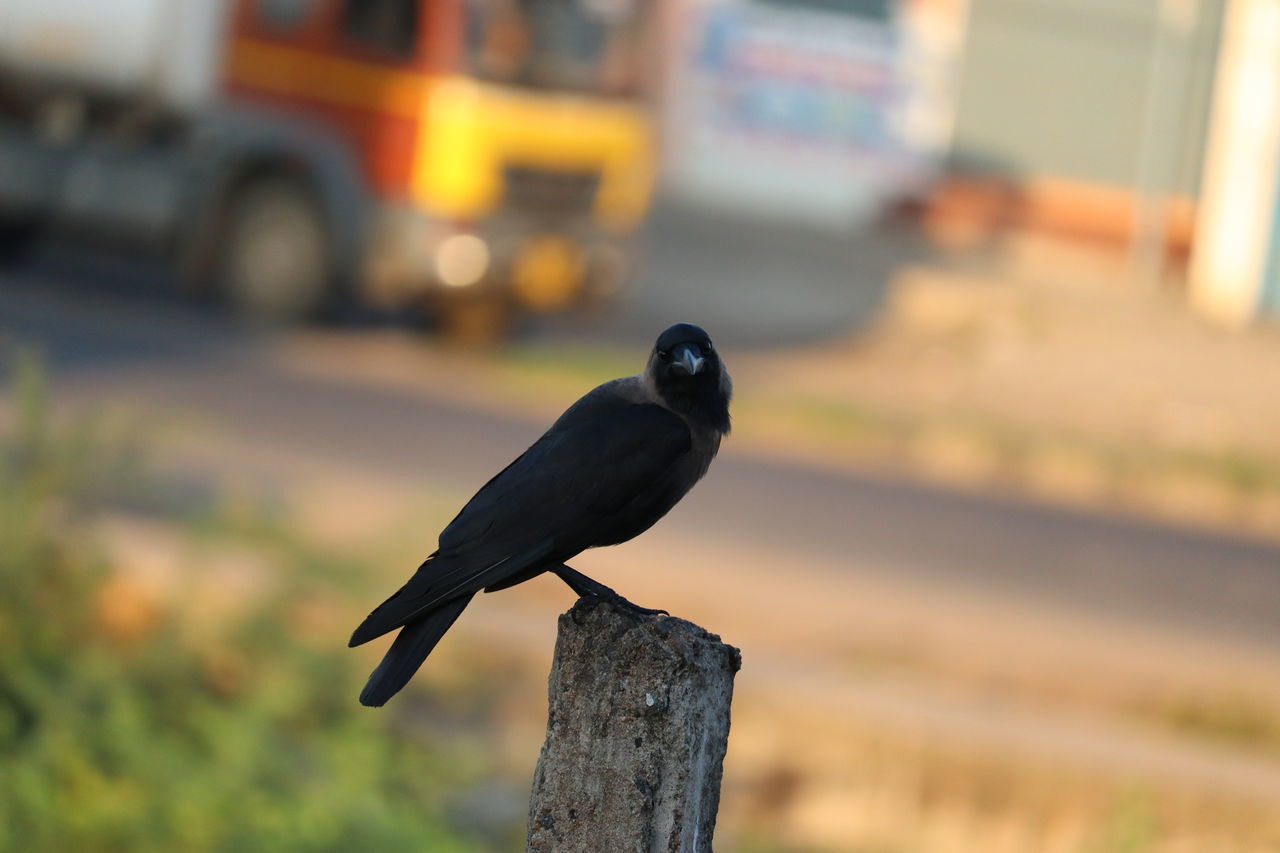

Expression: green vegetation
xmin=493 ymin=341 xmax=634 ymax=396
xmin=0 ymin=358 xmax=495 ymax=853
xmin=1146 ymin=694 xmax=1280 ymax=759
xmin=1094 ymin=792 xmax=1157 ymax=853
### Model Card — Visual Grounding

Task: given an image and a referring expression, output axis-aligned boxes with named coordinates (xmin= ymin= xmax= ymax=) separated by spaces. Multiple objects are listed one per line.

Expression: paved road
xmin=570 ymin=200 xmax=907 ymax=348
xmin=5 ymin=198 xmax=902 ymax=350
xmin=3 ymin=263 xmax=1279 ymax=655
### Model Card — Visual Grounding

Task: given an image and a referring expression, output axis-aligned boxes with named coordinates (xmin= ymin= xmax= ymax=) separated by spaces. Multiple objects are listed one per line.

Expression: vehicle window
xmin=339 ymin=0 xmax=421 ymax=59
xmin=255 ymin=0 xmax=315 ymax=31
xmin=465 ymin=0 xmax=646 ymax=95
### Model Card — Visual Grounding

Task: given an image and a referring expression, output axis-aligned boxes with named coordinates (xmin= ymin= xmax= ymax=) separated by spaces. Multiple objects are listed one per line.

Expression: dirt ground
xmin=776 ymin=238 xmax=1280 ymax=453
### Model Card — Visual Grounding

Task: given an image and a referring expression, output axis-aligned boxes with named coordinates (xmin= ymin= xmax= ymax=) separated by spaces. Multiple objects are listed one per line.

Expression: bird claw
xmin=593 ymin=592 xmax=668 ymax=619
xmin=555 ymin=565 xmax=666 ymax=618
xmin=609 ymin=594 xmax=670 ymax=614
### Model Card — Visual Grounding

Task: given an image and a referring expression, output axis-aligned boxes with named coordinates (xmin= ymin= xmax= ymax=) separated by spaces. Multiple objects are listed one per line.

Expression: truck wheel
xmin=219 ymin=179 xmax=331 ymax=324
xmin=0 ymin=219 xmax=41 ymax=268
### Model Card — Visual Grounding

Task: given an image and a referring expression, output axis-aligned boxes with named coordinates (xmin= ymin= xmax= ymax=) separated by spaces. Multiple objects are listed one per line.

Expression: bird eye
xmin=701 ymin=341 xmax=714 ymax=355
xmin=656 ymin=349 xmax=670 ymax=362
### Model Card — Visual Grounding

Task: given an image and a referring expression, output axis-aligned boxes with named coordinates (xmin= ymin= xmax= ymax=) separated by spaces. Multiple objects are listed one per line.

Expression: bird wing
xmin=349 ymin=399 xmax=690 ymax=646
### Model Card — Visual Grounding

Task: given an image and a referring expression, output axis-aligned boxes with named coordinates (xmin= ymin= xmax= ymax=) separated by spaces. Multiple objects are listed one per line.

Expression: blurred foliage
xmin=1147 ymin=694 xmax=1280 ymax=759
xmin=0 ymin=355 xmax=487 ymax=853
xmin=1095 ymin=792 xmax=1157 ymax=853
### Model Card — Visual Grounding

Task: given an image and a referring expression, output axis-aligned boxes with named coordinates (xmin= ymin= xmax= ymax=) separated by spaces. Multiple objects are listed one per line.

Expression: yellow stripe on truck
xmin=412 ymin=77 xmax=652 ymax=229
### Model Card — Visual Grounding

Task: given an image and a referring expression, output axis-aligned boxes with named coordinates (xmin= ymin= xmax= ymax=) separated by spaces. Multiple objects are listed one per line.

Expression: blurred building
xmin=926 ymin=0 xmax=1280 ymax=323
xmin=929 ymin=0 xmax=1219 ymax=256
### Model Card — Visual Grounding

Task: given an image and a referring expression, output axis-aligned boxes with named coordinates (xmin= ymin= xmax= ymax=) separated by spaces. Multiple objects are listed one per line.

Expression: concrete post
xmin=526 ymin=599 xmax=741 ymax=853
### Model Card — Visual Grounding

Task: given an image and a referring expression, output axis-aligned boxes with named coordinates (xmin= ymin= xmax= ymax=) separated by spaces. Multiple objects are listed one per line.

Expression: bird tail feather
xmin=348 ymin=554 xmax=510 ymax=648
xmin=358 ymin=594 xmax=473 ymax=707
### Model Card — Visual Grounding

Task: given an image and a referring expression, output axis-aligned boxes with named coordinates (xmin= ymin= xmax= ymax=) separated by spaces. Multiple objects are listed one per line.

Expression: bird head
xmin=646 ymin=323 xmax=732 ymax=433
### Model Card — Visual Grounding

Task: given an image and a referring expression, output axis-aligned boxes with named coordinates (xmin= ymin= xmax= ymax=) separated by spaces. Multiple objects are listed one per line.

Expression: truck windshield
xmin=465 ymin=0 xmax=645 ymax=96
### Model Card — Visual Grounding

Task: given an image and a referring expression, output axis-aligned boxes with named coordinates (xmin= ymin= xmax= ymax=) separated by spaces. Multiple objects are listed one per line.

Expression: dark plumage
xmin=350 ymin=323 xmax=732 ymax=706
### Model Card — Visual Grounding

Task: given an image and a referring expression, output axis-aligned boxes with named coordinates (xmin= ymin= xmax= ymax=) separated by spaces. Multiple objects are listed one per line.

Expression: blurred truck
xmin=0 ymin=0 xmax=655 ymax=336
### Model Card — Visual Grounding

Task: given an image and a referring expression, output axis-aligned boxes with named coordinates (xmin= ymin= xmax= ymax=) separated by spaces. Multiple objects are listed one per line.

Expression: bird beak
xmin=671 ymin=345 xmax=705 ymax=376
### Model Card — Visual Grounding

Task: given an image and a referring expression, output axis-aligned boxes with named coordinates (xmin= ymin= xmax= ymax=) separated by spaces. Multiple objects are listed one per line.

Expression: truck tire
xmin=0 ymin=219 xmax=41 ymax=268
xmin=218 ymin=178 xmax=331 ymax=324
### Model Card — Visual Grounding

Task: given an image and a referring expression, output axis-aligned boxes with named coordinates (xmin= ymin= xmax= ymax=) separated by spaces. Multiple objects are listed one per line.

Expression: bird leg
xmin=552 ymin=564 xmax=668 ymax=617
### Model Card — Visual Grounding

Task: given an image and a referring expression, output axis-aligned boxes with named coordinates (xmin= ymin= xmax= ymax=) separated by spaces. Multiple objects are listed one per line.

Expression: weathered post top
xmin=526 ymin=598 xmax=741 ymax=853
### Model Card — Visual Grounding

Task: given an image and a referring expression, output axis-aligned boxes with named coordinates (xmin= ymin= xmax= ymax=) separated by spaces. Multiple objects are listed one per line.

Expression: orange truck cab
xmin=0 ymin=0 xmax=654 ymax=336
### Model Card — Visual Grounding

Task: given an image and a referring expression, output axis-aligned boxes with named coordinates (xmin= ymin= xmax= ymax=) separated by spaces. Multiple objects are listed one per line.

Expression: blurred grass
xmin=492 ymin=341 xmax=632 ymax=396
xmin=0 ymin=356 xmax=499 ymax=853
xmin=1145 ymin=695 xmax=1280 ymax=758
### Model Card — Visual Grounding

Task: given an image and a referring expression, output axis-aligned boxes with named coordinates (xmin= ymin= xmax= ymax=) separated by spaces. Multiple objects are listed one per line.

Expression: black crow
xmin=350 ymin=323 xmax=732 ymax=706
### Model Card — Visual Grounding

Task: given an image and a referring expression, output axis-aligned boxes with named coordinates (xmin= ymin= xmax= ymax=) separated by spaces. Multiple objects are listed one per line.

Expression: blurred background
xmin=3 ymin=0 xmax=1280 ymax=850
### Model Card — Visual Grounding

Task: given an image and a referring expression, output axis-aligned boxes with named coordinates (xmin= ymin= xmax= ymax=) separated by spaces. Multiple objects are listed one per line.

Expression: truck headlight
xmin=435 ymin=234 xmax=489 ymax=288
